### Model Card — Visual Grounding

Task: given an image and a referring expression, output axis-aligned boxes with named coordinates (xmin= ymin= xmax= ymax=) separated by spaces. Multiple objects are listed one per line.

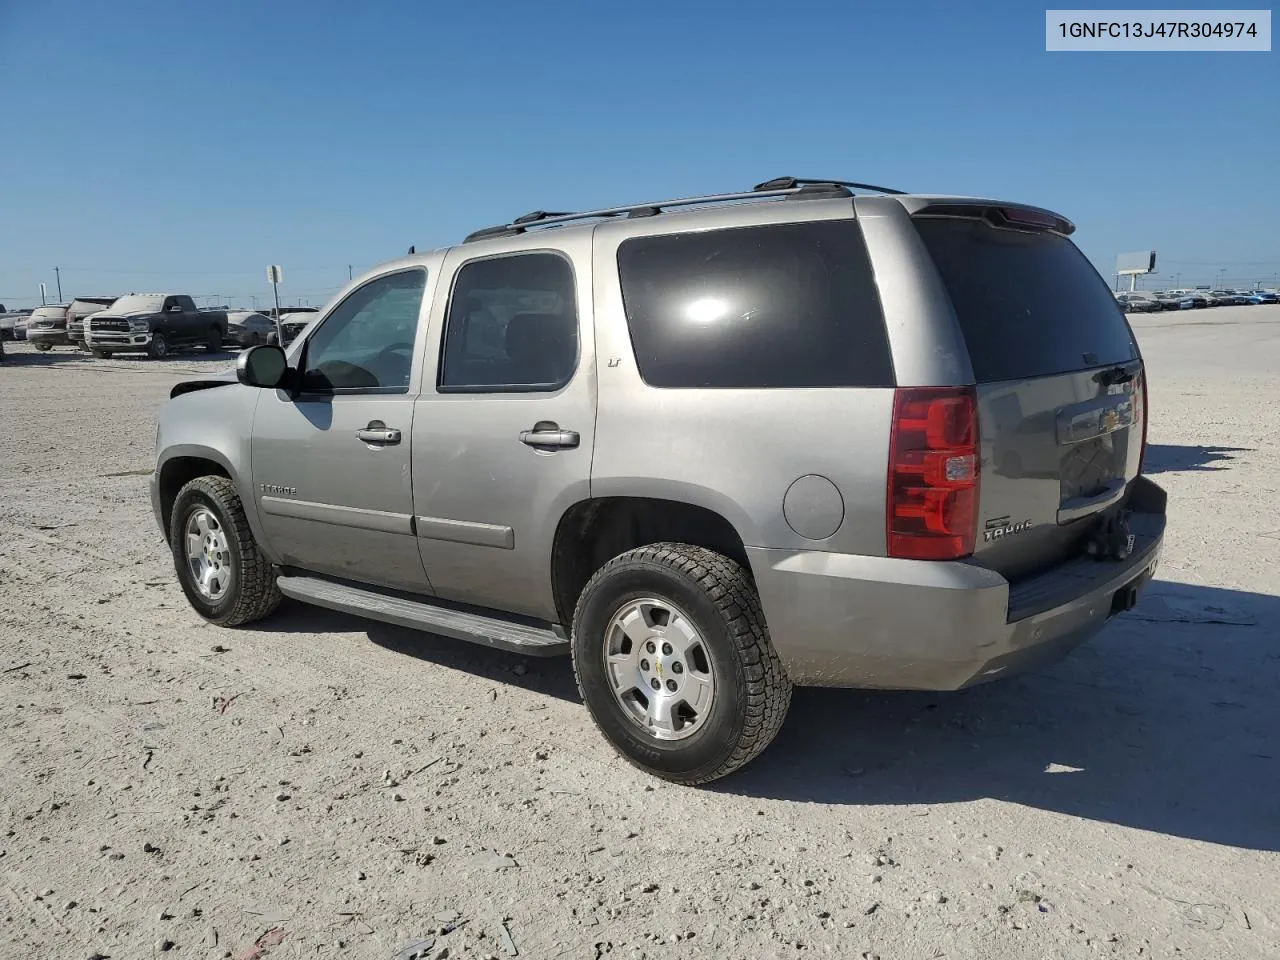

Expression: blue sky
xmin=1 ymin=0 xmax=1276 ymax=308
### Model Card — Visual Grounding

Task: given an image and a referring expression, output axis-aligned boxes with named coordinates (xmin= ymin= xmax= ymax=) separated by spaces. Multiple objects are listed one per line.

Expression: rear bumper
xmin=749 ymin=476 xmax=1167 ymax=689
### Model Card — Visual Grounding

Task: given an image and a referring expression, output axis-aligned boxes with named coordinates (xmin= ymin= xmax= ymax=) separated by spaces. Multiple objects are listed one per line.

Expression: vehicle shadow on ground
xmin=256 ymin=582 xmax=1279 ymax=850
xmin=0 ymin=349 xmax=89 ymax=366
xmin=716 ymin=580 xmax=1280 ymax=852
xmin=249 ymin=598 xmax=581 ymax=703
xmin=1143 ymin=443 xmax=1252 ymax=473
xmin=92 ymin=349 xmax=240 ymax=363
xmin=1 ymin=347 xmax=239 ymax=365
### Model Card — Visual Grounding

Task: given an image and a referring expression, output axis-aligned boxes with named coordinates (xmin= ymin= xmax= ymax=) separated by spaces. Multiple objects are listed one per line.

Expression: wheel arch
xmin=156 ymin=445 xmax=271 ymax=557
xmin=550 ymin=495 xmax=753 ymax=628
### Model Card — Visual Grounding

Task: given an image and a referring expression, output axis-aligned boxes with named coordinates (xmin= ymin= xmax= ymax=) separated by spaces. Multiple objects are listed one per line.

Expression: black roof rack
xmin=753 ymin=176 xmax=906 ymax=195
xmin=462 ymin=176 xmax=906 ymax=242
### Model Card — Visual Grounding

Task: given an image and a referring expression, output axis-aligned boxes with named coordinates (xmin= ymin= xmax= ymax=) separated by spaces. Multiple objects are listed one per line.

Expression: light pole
xmin=54 ymin=266 xmax=62 ymax=302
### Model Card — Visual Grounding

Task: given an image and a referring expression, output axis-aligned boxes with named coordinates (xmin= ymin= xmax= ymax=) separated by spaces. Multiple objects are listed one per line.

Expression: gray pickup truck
xmin=86 ymin=294 xmax=227 ymax=358
xmin=151 ymin=177 xmax=1166 ymax=784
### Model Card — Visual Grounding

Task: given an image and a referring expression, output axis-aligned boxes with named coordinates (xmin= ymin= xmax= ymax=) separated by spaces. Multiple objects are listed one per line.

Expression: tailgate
xmin=976 ymin=364 xmax=1143 ymax=578
xmin=912 ymin=212 xmax=1146 ymax=580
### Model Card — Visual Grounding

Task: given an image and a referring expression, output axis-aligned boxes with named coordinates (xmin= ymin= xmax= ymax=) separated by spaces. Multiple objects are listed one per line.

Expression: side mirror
xmin=237 ymin=344 xmax=289 ymax=388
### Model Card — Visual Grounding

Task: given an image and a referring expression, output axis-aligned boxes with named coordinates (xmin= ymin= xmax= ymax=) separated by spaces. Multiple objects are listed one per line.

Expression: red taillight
xmin=887 ymin=386 xmax=979 ymax=561
xmin=1135 ymin=367 xmax=1149 ymax=473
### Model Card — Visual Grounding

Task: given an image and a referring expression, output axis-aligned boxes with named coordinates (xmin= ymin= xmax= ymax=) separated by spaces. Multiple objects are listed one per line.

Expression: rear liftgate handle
xmin=356 ymin=420 xmax=402 ymax=445
xmin=519 ymin=420 xmax=580 ymax=450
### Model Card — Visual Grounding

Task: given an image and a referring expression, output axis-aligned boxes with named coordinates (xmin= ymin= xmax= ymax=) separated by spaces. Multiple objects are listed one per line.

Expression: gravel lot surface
xmin=2 ymin=307 xmax=1278 ymax=960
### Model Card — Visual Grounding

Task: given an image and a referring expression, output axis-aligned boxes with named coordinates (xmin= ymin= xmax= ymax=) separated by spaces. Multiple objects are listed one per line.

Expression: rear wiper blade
xmin=1095 ymin=364 xmax=1137 ymax=386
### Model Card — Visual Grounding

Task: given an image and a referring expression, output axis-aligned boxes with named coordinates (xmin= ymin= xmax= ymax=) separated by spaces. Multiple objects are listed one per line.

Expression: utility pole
xmin=40 ymin=283 xmax=47 ymax=305
xmin=54 ymin=267 xmax=62 ymax=302
xmin=267 ymin=265 xmax=284 ymax=344
xmin=348 ymin=264 xmax=353 ymax=281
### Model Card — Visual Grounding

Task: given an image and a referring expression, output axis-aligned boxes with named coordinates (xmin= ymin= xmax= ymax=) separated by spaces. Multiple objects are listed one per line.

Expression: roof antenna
xmin=407 ymin=244 xmax=415 ymax=255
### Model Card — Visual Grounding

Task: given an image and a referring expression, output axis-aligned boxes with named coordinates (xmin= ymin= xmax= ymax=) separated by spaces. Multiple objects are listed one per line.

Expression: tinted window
xmin=913 ymin=218 xmax=1139 ymax=383
xmin=301 ymin=269 xmax=426 ymax=393
xmin=615 ymin=221 xmax=893 ymax=389
xmin=439 ymin=253 xmax=578 ymax=392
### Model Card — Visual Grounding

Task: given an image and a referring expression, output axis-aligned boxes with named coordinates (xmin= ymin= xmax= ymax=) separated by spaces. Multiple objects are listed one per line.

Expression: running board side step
xmin=276 ymin=574 xmax=569 ymax=657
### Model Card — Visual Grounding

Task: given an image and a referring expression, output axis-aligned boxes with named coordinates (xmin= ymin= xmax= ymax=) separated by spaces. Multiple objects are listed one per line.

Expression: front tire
xmin=33 ymin=342 xmax=52 ymax=352
xmin=90 ymin=349 xmax=111 ymax=358
xmin=169 ymin=475 xmax=281 ymax=626
xmin=571 ymin=543 xmax=792 ymax=785
xmin=148 ymin=333 xmax=169 ymax=359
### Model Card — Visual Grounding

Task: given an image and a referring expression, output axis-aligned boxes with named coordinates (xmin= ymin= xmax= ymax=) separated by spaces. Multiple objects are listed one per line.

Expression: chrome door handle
xmin=519 ymin=421 xmax=579 ymax=449
xmin=356 ymin=421 xmax=401 ymax=445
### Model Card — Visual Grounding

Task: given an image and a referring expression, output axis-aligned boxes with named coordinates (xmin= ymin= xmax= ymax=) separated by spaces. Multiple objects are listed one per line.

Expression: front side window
xmin=301 ymin=269 xmax=427 ymax=393
xmin=438 ymin=253 xmax=578 ymax=392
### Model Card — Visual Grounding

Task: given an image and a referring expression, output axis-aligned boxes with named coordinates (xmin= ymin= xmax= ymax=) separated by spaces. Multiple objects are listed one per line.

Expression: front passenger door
xmin=251 ymin=268 xmax=435 ymax=593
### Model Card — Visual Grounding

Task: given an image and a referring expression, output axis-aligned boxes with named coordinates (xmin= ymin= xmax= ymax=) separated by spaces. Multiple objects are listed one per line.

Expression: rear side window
xmin=914 ymin=218 xmax=1139 ymax=382
xmin=616 ymin=220 xmax=894 ymax=389
xmin=439 ymin=252 xmax=578 ymax=392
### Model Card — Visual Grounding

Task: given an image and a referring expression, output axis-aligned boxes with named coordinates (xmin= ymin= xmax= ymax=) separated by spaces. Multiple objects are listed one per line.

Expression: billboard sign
xmin=1116 ymin=251 xmax=1157 ymax=275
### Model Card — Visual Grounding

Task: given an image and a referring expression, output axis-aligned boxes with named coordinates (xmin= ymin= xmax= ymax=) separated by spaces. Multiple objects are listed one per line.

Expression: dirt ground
xmin=2 ymin=307 xmax=1278 ymax=960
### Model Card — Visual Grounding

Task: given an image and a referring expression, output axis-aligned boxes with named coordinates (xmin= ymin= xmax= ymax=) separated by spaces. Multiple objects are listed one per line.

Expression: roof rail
xmin=753 ymin=176 xmax=905 ymax=196
xmin=462 ymin=176 xmax=906 ymax=243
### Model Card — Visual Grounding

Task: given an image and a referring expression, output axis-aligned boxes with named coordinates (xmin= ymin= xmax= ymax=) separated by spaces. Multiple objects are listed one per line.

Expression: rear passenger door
xmin=411 ymin=238 xmax=596 ymax=620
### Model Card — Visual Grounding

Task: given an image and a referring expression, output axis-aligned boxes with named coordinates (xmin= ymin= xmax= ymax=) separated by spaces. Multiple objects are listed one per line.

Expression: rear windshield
xmin=616 ymin=220 xmax=893 ymax=389
xmin=914 ymin=218 xmax=1139 ymax=382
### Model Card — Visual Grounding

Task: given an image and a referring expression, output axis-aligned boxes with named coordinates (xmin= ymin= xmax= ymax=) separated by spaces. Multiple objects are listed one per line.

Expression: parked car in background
xmin=1115 ymin=293 xmax=1162 ymax=313
xmin=86 ymin=294 xmax=228 ymax=359
xmin=65 ymin=297 xmax=119 ymax=349
xmin=261 ymin=305 xmax=319 ymax=320
xmin=0 ymin=312 xmax=26 ymax=340
xmin=1153 ymin=293 xmax=1195 ymax=310
xmin=24 ymin=304 xmax=72 ymax=350
xmin=226 ymin=311 xmax=278 ymax=347
xmin=1163 ymin=290 xmax=1208 ymax=308
xmin=278 ymin=310 xmax=318 ymax=344
xmin=1245 ymin=290 xmax=1277 ymax=303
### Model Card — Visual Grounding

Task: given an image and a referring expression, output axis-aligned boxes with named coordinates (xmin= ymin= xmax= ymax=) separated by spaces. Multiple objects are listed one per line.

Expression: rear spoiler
xmin=898 ymin=197 xmax=1075 ymax=236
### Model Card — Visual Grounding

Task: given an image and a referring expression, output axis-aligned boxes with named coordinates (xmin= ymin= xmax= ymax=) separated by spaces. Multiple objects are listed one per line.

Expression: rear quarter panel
xmin=590 ymin=203 xmax=896 ymax=556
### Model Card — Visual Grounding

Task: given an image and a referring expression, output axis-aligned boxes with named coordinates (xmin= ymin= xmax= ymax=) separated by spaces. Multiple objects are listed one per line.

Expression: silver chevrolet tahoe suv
xmin=151 ymin=177 xmax=1166 ymax=784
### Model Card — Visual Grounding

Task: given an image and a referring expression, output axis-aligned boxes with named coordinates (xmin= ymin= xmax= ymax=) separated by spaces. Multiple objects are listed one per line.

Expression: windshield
xmin=31 ymin=307 xmax=66 ymax=319
xmin=101 ymin=294 xmax=166 ymax=315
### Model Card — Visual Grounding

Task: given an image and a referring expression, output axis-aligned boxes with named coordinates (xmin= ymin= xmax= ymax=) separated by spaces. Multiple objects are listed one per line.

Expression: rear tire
xmin=206 ymin=327 xmax=223 ymax=352
xmin=169 ymin=475 xmax=281 ymax=627
xmin=571 ymin=542 xmax=792 ymax=785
